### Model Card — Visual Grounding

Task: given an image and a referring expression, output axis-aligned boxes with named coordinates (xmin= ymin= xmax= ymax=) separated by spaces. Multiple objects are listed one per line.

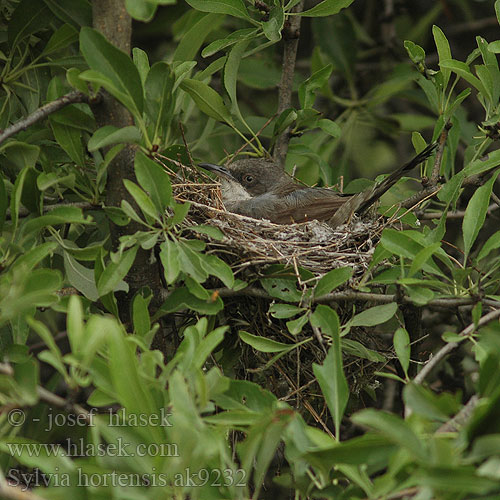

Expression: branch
xmin=0 ymin=91 xmax=89 ymax=146
xmin=414 ymin=308 xmax=500 ymax=385
xmin=420 ymin=203 xmax=500 ymax=220
xmin=273 ymin=1 xmax=305 ymax=168
xmin=217 ymin=287 xmax=500 ymax=310
xmin=436 ymin=395 xmax=479 ymax=433
xmin=0 ymin=363 xmax=91 ymax=421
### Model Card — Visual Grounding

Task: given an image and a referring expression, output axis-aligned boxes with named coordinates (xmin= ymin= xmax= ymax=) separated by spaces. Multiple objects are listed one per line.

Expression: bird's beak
xmin=198 ymin=163 xmax=237 ymax=182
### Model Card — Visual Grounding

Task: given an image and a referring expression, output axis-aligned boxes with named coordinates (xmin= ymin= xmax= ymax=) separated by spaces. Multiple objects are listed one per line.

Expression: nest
xmin=156 ymin=155 xmax=397 ymax=425
xmin=157 ymin=155 xmax=391 ymax=281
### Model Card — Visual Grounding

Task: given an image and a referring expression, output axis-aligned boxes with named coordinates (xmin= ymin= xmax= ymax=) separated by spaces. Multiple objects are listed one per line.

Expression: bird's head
xmin=200 ymin=158 xmax=290 ymax=197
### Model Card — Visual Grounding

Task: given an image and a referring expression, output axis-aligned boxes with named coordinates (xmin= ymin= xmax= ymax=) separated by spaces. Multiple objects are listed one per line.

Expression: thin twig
xmin=179 ymin=122 xmax=195 ymax=167
xmin=273 ymin=1 xmax=305 ymax=168
xmin=230 ymin=112 xmax=277 ymax=163
xmin=0 ymin=91 xmax=90 ymax=146
xmin=414 ymin=308 xmax=500 ymax=385
xmin=430 ymin=123 xmax=451 ymax=184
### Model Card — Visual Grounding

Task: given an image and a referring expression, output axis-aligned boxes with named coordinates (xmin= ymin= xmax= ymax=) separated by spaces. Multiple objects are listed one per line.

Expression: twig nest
xmin=160 ymin=158 xmax=385 ymax=279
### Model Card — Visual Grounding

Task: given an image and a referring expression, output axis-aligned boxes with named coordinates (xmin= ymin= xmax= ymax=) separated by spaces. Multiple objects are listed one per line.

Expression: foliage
xmin=1 ymin=0 xmax=500 ymax=498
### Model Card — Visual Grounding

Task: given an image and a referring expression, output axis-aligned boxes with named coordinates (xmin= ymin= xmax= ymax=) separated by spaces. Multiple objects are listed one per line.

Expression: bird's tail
xmin=328 ymin=142 xmax=438 ymax=228
xmin=356 ymin=141 xmax=438 ymax=214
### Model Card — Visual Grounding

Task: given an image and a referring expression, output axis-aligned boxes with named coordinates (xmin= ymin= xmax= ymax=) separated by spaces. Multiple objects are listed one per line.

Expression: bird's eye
xmin=243 ymin=175 xmax=254 ymax=183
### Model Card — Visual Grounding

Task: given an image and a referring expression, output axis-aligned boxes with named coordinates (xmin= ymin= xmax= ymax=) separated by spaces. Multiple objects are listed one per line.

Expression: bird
xmin=199 ymin=142 xmax=438 ymax=227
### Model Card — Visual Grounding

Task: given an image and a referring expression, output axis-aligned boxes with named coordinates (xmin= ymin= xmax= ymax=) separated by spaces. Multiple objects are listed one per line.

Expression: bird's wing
xmin=227 ymin=188 xmax=349 ymax=224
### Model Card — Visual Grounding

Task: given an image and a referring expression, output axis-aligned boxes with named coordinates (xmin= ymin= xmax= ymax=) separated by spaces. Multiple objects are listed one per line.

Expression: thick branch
xmin=217 ymin=287 xmax=500 ymax=310
xmin=273 ymin=1 xmax=305 ymax=168
xmin=0 ymin=91 xmax=88 ymax=146
xmin=414 ymin=308 xmax=500 ymax=385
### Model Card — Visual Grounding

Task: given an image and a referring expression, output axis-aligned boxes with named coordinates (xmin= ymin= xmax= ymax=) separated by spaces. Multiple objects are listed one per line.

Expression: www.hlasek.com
xmin=7 ymin=438 xmax=179 ymax=458
xmin=7 ymin=467 xmax=247 ymax=490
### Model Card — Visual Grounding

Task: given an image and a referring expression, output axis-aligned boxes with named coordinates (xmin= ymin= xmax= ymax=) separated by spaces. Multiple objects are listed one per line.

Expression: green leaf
xmin=97 ymin=246 xmax=138 ymax=296
xmin=286 ymin=313 xmax=309 ymax=335
xmin=189 ymin=225 xmax=224 ymax=240
xmin=106 ymin=317 xmax=162 ymax=441
xmin=393 ymin=327 xmax=410 ymax=378
xmin=42 ymin=23 xmax=79 ymax=56
xmin=50 ymin=122 xmax=84 ymax=166
xmin=43 ymin=0 xmax=91 ymax=27
xmin=311 ymin=305 xmax=348 ymax=439
xmin=180 ymin=78 xmax=233 ymax=124
xmin=202 ymin=28 xmax=258 ymax=57
xmin=202 ymin=254 xmax=234 ymax=288
xmin=239 ymin=331 xmax=293 ymax=353
xmin=439 ymin=59 xmax=487 ymax=96
xmin=132 ymin=294 xmax=151 ymax=337
xmin=403 ymin=383 xmax=458 ymax=421
xmin=63 ymin=252 xmax=99 ymax=301
xmin=125 ymin=0 xmax=157 ymax=21
xmin=315 ymin=267 xmax=353 ymax=297
xmin=262 ymin=5 xmax=285 ymax=42
xmin=300 ymin=0 xmax=354 ymax=17
xmin=177 ymin=241 xmax=209 ymax=282
xmin=8 ymin=0 xmax=51 ymax=48
xmin=134 ymin=152 xmax=172 ymax=213
xmin=159 ymin=240 xmax=181 ymax=284
xmin=269 ymin=303 xmax=305 ymax=319
xmin=88 ymin=125 xmax=141 ymax=151
xmin=66 ymin=67 xmax=89 ymax=94
xmin=66 ymin=295 xmax=84 ymax=354
xmin=350 ymin=303 xmax=398 ymax=327
xmin=496 ymin=0 xmax=500 ymax=25
xmin=404 ymin=40 xmax=426 ymax=64
xmin=317 ymin=118 xmax=342 ymax=138
xmin=132 ymin=47 xmax=150 ymax=87
xmin=463 ymin=172 xmax=497 ymax=257
xmin=408 ymin=242 xmax=441 ymax=277
xmin=224 ymin=39 xmax=249 ymax=112
xmin=145 ymin=61 xmax=175 ymax=139
xmin=80 ymin=27 xmax=143 ymax=115
xmin=342 ymin=339 xmax=385 ymax=362
xmin=155 ymin=287 xmax=223 ymax=317
xmin=304 ymin=434 xmax=395 ymax=466
xmin=478 ymin=230 xmax=500 ymax=261
xmin=298 ymin=64 xmax=333 ymax=109
xmin=432 ymin=25 xmax=451 ymax=87
xmin=123 ymin=179 xmax=160 ymax=221
xmin=463 ymin=149 xmax=500 ymax=177
xmin=21 ymin=206 xmax=91 ymax=237
xmin=352 ymin=409 xmax=427 ymax=461
xmin=173 ymin=13 xmax=222 ymax=62
xmin=184 ymin=0 xmax=252 ymax=21
xmin=192 ymin=326 xmax=227 ymax=369
xmin=260 ymin=277 xmax=302 ymax=302
xmin=11 ymin=242 xmax=57 ymax=272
